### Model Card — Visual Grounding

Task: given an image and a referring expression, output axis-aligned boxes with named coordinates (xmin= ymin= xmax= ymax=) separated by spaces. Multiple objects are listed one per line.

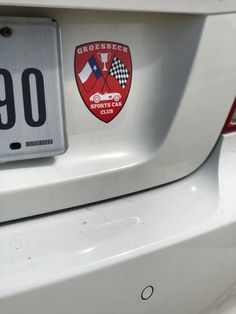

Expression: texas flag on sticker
xmin=78 ymin=56 xmax=102 ymax=92
xmin=74 ymin=41 xmax=132 ymax=123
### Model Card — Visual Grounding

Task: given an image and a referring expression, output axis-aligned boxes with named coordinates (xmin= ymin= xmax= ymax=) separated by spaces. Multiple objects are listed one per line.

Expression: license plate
xmin=0 ymin=17 xmax=67 ymax=162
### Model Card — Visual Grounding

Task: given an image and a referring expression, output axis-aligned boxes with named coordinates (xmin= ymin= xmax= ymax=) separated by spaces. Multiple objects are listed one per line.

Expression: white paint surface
xmin=1 ymin=134 xmax=236 ymax=313
xmin=0 ymin=10 xmax=236 ymax=221
xmin=0 ymin=0 xmax=235 ymax=14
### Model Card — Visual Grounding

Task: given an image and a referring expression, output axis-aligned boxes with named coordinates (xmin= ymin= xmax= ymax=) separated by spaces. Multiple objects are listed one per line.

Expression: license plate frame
xmin=0 ymin=17 xmax=67 ymax=162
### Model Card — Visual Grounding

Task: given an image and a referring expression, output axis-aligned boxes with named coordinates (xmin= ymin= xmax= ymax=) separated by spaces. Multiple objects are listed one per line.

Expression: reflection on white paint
xmin=80 ymin=247 xmax=95 ymax=254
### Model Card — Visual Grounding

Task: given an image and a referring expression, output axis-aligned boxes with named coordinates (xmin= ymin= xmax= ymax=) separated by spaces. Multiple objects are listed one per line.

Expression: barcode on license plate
xmin=26 ymin=139 xmax=53 ymax=147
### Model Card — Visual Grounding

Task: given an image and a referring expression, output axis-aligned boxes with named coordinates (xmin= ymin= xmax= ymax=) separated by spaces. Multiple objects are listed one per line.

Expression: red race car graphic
xmin=74 ymin=41 xmax=132 ymax=123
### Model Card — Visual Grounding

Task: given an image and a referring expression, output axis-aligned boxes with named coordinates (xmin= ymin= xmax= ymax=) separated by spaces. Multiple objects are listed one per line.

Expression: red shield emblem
xmin=74 ymin=41 xmax=132 ymax=123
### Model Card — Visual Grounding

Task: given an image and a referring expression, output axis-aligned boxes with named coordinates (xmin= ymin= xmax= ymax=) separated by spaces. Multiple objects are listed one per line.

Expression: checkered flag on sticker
xmin=109 ymin=57 xmax=130 ymax=89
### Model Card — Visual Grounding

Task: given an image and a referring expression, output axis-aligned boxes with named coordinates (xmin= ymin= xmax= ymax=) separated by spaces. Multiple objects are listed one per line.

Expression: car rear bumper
xmin=1 ymin=134 xmax=236 ymax=314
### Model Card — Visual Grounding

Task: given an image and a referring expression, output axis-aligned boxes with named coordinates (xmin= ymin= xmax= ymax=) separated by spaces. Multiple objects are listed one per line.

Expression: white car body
xmin=1 ymin=1 xmax=236 ymax=314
